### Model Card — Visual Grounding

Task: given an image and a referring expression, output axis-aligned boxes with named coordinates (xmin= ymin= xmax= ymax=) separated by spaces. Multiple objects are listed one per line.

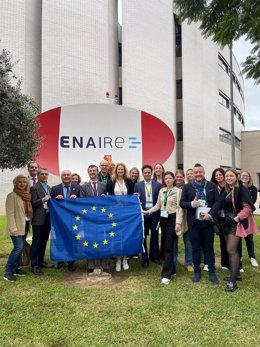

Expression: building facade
xmin=1 ymin=0 xmax=254 ymax=213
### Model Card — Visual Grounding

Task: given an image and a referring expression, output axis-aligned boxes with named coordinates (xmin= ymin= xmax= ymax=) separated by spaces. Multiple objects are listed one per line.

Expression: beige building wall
xmin=0 ymin=0 xmax=41 ymax=105
xmin=41 ymin=0 xmax=118 ymax=111
xmin=121 ymin=0 xmax=177 ymax=170
xmin=181 ymin=21 xmax=244 ymax=176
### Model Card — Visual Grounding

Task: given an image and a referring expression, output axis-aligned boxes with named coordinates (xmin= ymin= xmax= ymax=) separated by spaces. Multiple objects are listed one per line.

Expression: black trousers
xmin=160 ymin=213 xmax=178 ymax=279
xmin=31 ymin=213 xmax=50 ymax=267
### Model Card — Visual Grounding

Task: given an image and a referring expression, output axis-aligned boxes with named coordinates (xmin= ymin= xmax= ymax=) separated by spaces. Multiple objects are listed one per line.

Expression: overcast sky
xmin=233 ymin=39 xmax=260 ymax=131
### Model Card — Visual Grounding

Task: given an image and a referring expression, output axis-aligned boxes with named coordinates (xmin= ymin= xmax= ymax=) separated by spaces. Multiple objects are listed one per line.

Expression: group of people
xmin=3 ymin=160 xmax=259 ymax=292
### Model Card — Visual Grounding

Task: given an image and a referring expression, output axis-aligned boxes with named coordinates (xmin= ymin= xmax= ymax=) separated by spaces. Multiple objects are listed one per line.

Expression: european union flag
xmin=49 ymin=195 xmax=144 ymax=261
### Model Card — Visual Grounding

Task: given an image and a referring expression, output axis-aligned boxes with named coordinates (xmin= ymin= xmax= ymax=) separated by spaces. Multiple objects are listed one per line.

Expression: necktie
xmin=32 ymin=177 xmax=36 ymax=185
xmin=93 ymin=182 xmax=97 ymax=196
xmin=65 ymin=185 xmax=70 ymax=198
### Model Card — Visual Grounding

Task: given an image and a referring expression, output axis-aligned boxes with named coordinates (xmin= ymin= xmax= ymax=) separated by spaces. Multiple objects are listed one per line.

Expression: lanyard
xmin=163 ymin=189 xmax=172 ymax=209
xmin=144 ymin=181 xmax=152 ymax=198
xmin=225 ymin=190 xmax=232 ymax=199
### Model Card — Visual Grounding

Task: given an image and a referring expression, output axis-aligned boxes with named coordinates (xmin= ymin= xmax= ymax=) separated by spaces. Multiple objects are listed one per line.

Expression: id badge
xmin=199 ymin=199 xmax=206 ymax=207
xmin=145 ymin=201 xmax=153 ymax=209
xmin=160 ymin=210 xmax=168 ymax=218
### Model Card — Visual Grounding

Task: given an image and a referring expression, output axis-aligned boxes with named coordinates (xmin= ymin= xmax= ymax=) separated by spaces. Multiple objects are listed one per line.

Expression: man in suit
xmin=81 ymin=165 xmax=107 ymax=273
xmin=134 ymin=164 xmax=162 ymax=268
xmin=81 ymin=165 xmax=107 ymax=197
xmin=30 ymin=167 xmax=54 ymax=276
xmin=180 ymin=163 xmax=220 ymax=284
xmin=50 ymin=169 xmax=80 ymax=271
xmin=98 ymin=160 xmax=112 ymax=185
xmin=25 ymin=161 xmax=39 ymax=237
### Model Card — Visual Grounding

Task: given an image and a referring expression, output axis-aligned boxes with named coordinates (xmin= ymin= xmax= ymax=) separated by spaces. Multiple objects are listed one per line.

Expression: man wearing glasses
xmin=98 ymin=160 xmax=112 ymax=185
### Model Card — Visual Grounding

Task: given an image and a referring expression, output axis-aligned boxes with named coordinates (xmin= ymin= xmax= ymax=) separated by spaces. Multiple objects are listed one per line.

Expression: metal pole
xmin=230 ymin=44 xmax=236 ymax=169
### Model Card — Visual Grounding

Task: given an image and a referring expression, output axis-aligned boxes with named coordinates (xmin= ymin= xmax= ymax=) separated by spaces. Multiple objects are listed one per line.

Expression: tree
xmin=174 ymin=0 xmax=260 ymax=84
xmin=0 ymin=49 xmax=41 ymax=170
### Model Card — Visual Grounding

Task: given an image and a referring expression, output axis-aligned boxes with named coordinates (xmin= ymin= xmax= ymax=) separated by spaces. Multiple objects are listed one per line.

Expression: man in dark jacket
xmin=180 ymin=163 xmax=220 ymax=284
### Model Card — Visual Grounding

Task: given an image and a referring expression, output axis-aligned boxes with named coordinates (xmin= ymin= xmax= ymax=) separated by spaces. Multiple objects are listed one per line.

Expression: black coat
xmin=220 ymin=184 xmax=255 ymax=229
xmin=106 ymin=179 xmax=134 ymax=195
xmin=180 ymin=180 xmax=220 ymax=227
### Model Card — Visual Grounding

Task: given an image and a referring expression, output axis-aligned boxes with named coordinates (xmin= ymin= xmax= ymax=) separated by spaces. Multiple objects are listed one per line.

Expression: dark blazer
xmin=248 ymin=185 xmax=257 ymax=204
xmin=30 ymin=182 xmax=51 ymax=226
xmin=180 ymin=180 xmax=220 ymax=227
xmin=107 ymin=179 xmax=134 ymax=195
xmin=134 ymin=180 xmax=162 ymax=210
xmin=50 ymin=183 xmax=80 ymax=198
xmin=220 ymin=184 xmax=255 ymax=229
xmin=80 ymin=181 xmax=107 ymax=197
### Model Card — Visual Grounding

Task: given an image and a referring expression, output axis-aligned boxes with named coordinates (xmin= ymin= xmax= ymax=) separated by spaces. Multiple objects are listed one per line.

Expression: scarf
xmin=192 ymin=179 xmax=207 ymax=201
xmin=13 ymin=187 xmax=33 ymax=218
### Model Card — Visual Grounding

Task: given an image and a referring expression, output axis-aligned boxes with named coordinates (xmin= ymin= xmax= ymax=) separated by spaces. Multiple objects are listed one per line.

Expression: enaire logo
xmin=36 ymin=104 xmax=175 ymax=180
xmin=59 ymin=135 xmax=141 ymax=149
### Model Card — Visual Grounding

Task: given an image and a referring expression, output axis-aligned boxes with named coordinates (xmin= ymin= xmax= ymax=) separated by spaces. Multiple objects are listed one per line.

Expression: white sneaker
xmin=161 ymin=278 xmax=170 ymax=285
xmin=203 ymin=264 xmax=209 ymax=271
xmin=122 ymin=259 xmax=129 ymax=270
xmin=221 ymin=266 xmax=229 ymax=270
xmin=116 ymin=260 xmax=121 ymax=272
xmin=240 ymin=268 xmax=244 ymax=273
xmin=250 ymin=258 xmax=258 ymax=267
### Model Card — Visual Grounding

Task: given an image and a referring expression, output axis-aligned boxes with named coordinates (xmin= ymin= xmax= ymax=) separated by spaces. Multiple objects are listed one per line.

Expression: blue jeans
xmin=190 ymin=220 xmax=215 ymax=273
xmin=5 ymin=235 xmax=25 ymax=274
xmin=173 ymin=230 xmax=193 ymax=266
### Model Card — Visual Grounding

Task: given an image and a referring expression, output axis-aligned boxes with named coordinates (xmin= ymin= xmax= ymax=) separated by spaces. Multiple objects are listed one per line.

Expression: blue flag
xmin=49 ymin=195 xmax=144 ymax=261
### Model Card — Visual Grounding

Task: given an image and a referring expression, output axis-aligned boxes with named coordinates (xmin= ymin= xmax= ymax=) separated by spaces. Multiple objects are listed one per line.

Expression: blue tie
xmin=65 ymin=186 xmax=70 ymax=198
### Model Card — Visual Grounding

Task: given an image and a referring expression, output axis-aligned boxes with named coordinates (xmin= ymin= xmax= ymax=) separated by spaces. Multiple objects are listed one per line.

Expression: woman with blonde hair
xmin=220 ymin=169 xmax=256 ymax=292
xmin=3 ymin=174 xmax=33 ymax=282
xmin=107 ymin=163 xmax=134 ymax=271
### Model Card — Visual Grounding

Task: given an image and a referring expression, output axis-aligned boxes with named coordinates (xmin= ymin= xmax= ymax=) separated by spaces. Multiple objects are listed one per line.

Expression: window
xmin=175 ymin=15 xmax=182 ymax=57
xmin=177 ymin=122 xmax=183 ymax=141
xmin=219 ymin=92 xmax=230 ymax=109
xmin=118 ymin=43 xmax=122 ymax=67
xmin=176 ymin=80 xmax=182 ymax=99
xmin=119 ymin=88 xmax=122 ymax=105
xmin=218 ymin=54 xmax=229 ymax=74
xmin=219 ymin=128 xmax=241 ymax=149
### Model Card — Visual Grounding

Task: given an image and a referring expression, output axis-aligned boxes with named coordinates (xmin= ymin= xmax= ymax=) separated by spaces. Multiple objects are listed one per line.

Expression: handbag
xmin=20 ymin=241 xmax=31 ymax=266
xmin=236 ymin=213 xmax=258 ymax=238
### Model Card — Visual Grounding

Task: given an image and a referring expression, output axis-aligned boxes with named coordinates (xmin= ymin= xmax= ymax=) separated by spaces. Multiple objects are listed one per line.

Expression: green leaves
xmin=0 ymin=49 xmax=41 ymax=170
xmin=174 ymin=0 xmax=260 ymax=83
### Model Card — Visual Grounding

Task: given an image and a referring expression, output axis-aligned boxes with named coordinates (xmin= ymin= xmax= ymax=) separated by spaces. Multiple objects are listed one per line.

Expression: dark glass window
xmin=176 ymin=80 xmax=182 ymax=99
xmin=177 ymin=121 xmax=183 ymax=141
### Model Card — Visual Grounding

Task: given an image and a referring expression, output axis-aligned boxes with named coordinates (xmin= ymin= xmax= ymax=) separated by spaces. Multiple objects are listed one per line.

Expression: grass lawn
xmin=1 ymin=216 xmax=260 ymax=347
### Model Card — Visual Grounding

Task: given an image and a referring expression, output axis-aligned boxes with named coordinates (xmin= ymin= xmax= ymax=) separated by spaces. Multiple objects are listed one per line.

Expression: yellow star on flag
xmin=83 ymin=241 xmax=88 ymax=247
xmin=108 ymin=213 xmax=113 ymax=218
xmin=109 ymin=231 xmax=115 ymax=237
xmin=73 ymin=225 xmax=78 ymax=230
xmin=103 ymin=239 xmax=108 ymax=245
xmin=101 ymin=208 xmax=106 ymax=213
xmin=75 ymin=216 xmax=81 ymax=221
xmin=112 ymin=222 xmax=116 ymax=227
xmin=92 ymin=206 xmax=97 ymax=211
xmin=82 ymin=209 xmax=87 ymax=214
xmin=93 ymin=242 xmax=98 ymax=248
xmin=75 ymin=234 xmax=81 ymax=240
